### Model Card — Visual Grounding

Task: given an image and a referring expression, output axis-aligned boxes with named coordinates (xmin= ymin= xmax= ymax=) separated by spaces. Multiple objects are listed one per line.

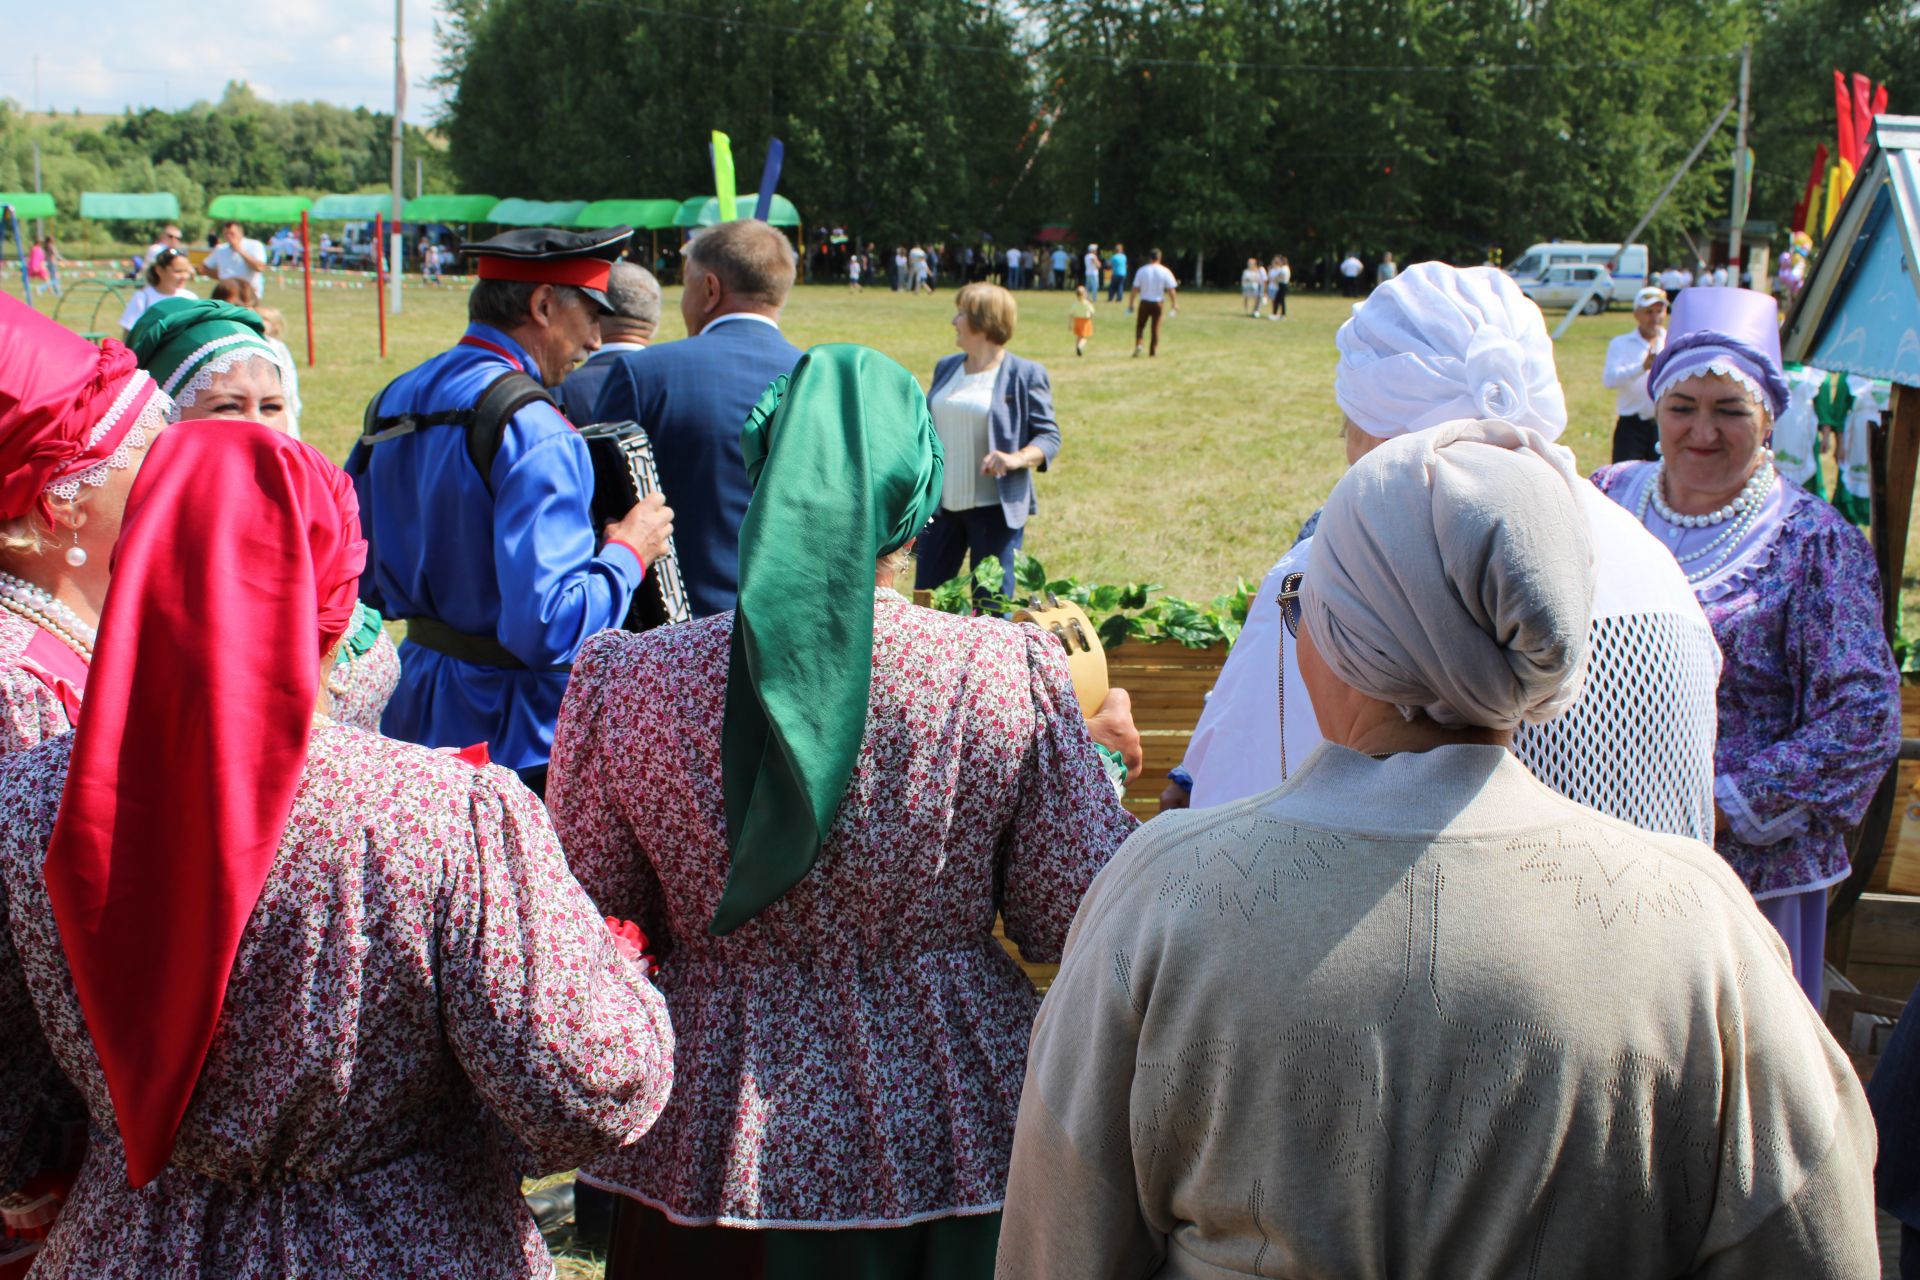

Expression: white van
xmin=1506 ymin=242 xmax=1648 ymax=304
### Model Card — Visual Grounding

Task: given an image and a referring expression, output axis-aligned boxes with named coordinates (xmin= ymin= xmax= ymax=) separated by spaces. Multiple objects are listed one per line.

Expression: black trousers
xmin=1611 ymin=414 xmax=1660 ymax=463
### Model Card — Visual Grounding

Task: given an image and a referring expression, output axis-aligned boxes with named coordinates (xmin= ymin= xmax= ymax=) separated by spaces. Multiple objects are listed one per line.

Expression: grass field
xmin=13 ymin=265 xmax=1904 ymax=637
xmin=10 ymin=266 xmax=1638 ymax=603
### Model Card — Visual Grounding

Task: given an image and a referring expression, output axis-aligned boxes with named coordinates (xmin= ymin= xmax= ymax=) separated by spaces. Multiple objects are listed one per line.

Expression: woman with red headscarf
xmin=0 ymin=295 xmax=172 ymax=756
xmin=0 ymin=421 xmax=675 ymax=1276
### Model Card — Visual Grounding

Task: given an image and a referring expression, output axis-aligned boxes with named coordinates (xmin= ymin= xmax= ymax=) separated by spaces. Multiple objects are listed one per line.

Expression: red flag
xmin=1836 ymin=70 xmax=1859 ymax=167
xmin=1853 ymin=73 xmax=1876 ymax=160
xmin=1793 ymin=143 xmax=1829 ymax=235
xmin=1873 ymin=83 xmax=1889 ymax=118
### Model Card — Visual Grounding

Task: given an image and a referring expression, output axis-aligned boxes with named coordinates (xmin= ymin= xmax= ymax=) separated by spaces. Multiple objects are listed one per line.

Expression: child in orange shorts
xmin=1069 ymin=285 xmax=1096 ymax=356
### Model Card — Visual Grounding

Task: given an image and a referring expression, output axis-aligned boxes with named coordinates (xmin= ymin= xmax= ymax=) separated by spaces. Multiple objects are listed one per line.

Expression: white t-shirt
xmin=929 ymin=368 xmax=1001 ymax=511
xmin=119 ymin=284 xmax=195 ymax=334
xmin=206 ymin=239 xmax=267 ymax=296
xmin=1133 ymin=262 xmax=1178 ymax=302
xmin=1339 ymin=255 xmax=1363 ymax=278
xmin=1084 ymin=252 xmax=1101 ymax=281
xmin=1006 ymin=247 xmax=1022 ymax=269
xmin=849 ymin=256 xmax=862 ymax=280
xmin=1272 ymin=264 xmax=1291 ymax=286
xmin=1241 ymin=267 xmax=1265 ymax=292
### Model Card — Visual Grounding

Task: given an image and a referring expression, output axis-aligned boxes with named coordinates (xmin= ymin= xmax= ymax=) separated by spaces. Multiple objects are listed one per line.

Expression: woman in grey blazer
xmin=915 ymin=283 xmax=1061 ymax=600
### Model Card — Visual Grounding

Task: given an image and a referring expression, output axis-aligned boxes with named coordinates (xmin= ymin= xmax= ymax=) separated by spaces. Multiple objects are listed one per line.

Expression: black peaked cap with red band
xmin=461 ymin=225 xmax=633 ymax=312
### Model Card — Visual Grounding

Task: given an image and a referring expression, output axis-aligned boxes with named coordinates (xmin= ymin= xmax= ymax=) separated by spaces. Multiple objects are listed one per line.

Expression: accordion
xmin=577 ymin=420 xmax=693 ymax=631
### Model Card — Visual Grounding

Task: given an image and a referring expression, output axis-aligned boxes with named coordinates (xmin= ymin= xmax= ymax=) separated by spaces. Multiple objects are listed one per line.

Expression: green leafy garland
xmin=926 ymin=552 xmax=1254 ymax=650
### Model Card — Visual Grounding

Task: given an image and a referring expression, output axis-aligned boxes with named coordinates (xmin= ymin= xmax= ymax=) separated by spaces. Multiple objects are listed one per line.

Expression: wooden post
xmin=374 ymin=212 xmax=388 ymax=359
xmin=1841 ymin=379 xmax=1920 ymax=919
xmin=299 ymin=211 xmax=315 ymax=368
xmin=1872 ymin=382 xmax=1920 ymax=647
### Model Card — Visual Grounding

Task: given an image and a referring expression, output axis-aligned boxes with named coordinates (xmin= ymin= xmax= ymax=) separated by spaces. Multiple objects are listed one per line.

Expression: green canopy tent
xmin=486 ymin=199 xmax=588 ymax=227
xmin=672 ymin=194 xmax=806 ymax=273
xmin=0 ymin=192 xmax=58 ymax=220
xmin=0 ymin=196 xmax=50 ymax=302
xmin=406 ymin=193 xmax=499 ymax=223
xmin=67 ymin=192 xmax=184 ymax=265
xmin=578 ymin=198 xmax=680 ymax=271
xmin=79 ymin=192 xmax=182 ymax=221
xmin=207 ymin=194 xmax=314 ymax=223
xmin=578 ymin=199 xmax=680 ymax=230
xmin=673 ymin=193 xmax=802 ymax=227
xmin=308 ymin=193 xmax=394 ymax=220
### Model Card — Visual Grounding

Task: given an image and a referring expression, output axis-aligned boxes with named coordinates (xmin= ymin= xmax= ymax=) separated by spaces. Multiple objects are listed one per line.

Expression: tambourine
xmin=1012 ymin=594 xmax=1110 ymax=719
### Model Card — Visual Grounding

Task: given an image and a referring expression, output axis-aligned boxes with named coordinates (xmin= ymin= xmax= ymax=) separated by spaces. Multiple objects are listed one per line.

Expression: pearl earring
xmin=64 ymin=529 xmax=87 ymax=568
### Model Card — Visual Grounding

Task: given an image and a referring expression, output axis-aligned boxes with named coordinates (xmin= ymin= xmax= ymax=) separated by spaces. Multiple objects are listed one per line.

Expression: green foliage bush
xmin=926 ymin=552 xmax=1254 ymax=651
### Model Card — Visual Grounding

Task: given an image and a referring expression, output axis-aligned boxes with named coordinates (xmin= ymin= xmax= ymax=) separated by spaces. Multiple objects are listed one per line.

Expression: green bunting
xmin=711 ymin=345 xmax=944 ymax=935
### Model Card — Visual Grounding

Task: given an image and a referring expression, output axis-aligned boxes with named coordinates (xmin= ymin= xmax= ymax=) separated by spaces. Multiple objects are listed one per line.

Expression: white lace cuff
xmin=1714 ymin=773 xmax=1810 ymax=846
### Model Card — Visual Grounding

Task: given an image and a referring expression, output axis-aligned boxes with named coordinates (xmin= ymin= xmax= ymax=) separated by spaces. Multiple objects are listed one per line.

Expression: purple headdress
xmin=1646 ymin=287 xmax=1788 ymax=419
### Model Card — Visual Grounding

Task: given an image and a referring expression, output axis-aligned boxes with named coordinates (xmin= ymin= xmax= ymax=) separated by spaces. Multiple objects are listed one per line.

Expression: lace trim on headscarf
xmin=43 ymin=387 xmax=172 ymax=502
xmin=1651 ymin=354 xmax=1768 ymax=415
xmin=158 ymin=334 xmax=272 ymax=398
xmin=171 ymin=346 xmax=286 ymax=412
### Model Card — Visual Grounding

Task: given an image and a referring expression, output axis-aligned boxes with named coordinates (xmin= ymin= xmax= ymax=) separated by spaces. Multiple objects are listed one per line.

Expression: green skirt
xmin=604 ymin=1195 xmax=1003 ymax=1280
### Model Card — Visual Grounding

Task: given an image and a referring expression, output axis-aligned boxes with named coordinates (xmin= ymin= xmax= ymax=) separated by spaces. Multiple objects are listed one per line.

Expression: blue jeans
xmin=913 ymin=505 xmax=1023 ymax=602
xmin=1107 ymin=272 xmax=1125 ymax=302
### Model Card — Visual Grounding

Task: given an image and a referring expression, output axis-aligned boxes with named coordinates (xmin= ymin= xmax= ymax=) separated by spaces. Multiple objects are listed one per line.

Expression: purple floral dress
xmin=0 ymin=723 xmax=675 ymax=1277
xmin=546 ymin=588 xmax=1138 ymax=1229
xmin=0 ymin=614 xmax=75 ymax=758
xmin=1594 ymin=464 xmax=1900 ymax=896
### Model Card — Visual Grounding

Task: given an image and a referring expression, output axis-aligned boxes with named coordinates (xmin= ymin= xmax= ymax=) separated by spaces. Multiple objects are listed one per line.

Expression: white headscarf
xmin=1302 ymin=419 xmax=1595 ymax=731
xmin=1335 ymin=263 xmax=1567 ymax=441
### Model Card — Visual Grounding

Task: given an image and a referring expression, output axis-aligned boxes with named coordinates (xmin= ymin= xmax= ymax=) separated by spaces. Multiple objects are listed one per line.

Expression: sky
xmin=2 ymin=0 xmax=451 ymax=119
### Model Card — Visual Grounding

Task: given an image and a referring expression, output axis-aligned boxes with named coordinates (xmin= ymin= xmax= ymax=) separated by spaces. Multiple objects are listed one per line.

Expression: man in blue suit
xmin=556 ymin=261 xmax=659 ymax=422
xmin=591 ymin=218 xmax=805 ymax=616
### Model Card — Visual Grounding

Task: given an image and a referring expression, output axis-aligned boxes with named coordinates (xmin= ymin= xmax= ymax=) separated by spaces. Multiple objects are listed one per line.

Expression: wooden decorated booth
xmin=1781 ymin=113 xmax=1920 ymax=1033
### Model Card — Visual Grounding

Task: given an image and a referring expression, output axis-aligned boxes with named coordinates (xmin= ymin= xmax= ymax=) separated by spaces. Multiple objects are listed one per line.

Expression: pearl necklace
xmin=1635 ymin=458 xmax=1778 ymax=584
xmin=0 ymin=571 xmax=95 ymax=660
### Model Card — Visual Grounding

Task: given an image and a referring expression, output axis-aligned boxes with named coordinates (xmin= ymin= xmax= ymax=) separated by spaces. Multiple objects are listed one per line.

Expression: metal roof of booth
xmin=1782 ymin=115 xmax=1920 ymax=386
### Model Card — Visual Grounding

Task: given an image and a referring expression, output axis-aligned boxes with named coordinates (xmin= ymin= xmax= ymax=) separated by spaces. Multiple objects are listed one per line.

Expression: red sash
xmin=13 ymin=628 xmax=87 ymax=727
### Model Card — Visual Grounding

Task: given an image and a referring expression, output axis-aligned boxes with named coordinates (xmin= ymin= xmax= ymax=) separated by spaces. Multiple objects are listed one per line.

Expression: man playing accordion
xmin=348 ymin=225 xmax=674 ymax=795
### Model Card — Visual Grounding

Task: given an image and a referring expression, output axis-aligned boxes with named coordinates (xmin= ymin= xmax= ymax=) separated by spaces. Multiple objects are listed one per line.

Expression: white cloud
xmin=1 ymin=0 xmax=449 ymax=116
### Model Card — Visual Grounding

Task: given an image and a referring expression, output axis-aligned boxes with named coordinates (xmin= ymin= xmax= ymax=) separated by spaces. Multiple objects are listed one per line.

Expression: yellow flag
xmin=1823 ymin=158 xmax=1855 ymax=236
xmin=712 ymin=132 xmax=738 ymax=222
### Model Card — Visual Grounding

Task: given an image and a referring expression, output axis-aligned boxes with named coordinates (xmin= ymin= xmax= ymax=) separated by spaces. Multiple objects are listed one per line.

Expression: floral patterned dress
xmin=547 ymin=589 xmax=1137 ymax=1229
xmin=0 ymin=613 xmax=77 ymax=758
xmin=0 ymin=723 xmax=676 ymax=1278
xmin=1593 ymin=464 xmax=1900 ymax=896
xmin=332 ymin=627 xmax=400 ymax=734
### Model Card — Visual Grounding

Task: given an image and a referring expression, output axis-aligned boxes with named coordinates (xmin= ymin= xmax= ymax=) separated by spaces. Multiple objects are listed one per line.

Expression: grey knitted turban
xmin=1301 ymin=419 xmax=1596 ymax=731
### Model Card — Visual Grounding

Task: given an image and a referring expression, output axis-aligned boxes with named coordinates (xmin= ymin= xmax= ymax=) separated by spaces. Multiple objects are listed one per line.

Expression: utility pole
xmin=390 ymin=0 xmax=405 ymax=314
xmin=31 ymin=139 xmax=43 ymax=241
xmin=1727 ymin=43 xmax=1752 ymax=278
xmin=415 ymin=156 xmax=423 ymax=200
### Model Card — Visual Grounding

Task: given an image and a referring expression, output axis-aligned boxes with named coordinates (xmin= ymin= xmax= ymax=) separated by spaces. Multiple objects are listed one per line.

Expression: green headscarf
xmin=127 ymin=298 xmax=283 ymax=409
xmin=712 ymin=344 xmax=945 ymax=935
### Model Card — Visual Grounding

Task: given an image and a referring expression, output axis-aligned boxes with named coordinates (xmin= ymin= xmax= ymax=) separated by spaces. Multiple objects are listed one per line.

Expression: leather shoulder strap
xmin=466 ymin=371 xmax=556 ymax=496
